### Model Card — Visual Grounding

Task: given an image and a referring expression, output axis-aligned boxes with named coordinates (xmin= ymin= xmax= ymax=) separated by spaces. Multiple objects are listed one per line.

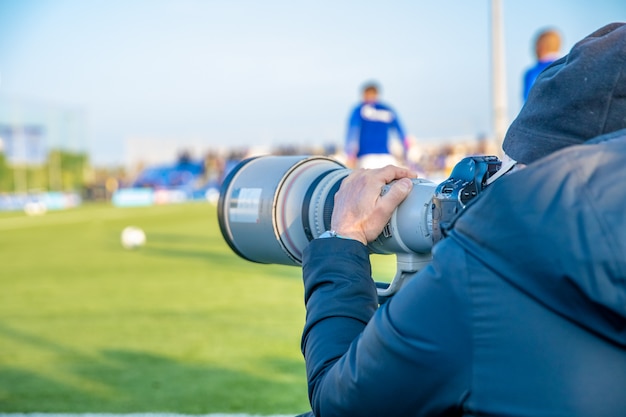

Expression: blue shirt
xmin=523 ymin=59 xmax=557 ymax=101
xmin=346 ymin=101 xmax=407 ymax=157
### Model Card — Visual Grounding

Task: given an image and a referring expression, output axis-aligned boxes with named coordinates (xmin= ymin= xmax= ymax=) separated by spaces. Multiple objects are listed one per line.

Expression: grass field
xmin=0 ymin=201 xmax=396 ymax=414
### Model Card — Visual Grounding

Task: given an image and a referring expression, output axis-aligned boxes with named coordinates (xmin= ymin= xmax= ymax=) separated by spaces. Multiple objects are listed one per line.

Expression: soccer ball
xmin=121 ymin=226 xmax=146 ymax=249
xmin=24 ymin=201 xmax=47 ymax=216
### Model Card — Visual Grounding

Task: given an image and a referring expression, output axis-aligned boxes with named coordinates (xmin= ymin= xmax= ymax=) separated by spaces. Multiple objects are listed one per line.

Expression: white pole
xmin=491 ymin=0 xmax=508 ymax=155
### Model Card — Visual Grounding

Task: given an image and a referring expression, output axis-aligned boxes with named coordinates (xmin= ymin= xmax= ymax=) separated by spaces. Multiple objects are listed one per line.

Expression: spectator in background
xmin=345 ymin=82 xmax=410 ymax=169
xmin=523 ymin=28 xmax=562 ymax=101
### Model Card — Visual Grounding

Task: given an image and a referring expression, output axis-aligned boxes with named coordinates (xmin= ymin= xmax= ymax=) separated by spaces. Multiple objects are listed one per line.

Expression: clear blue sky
xmin=0 ymin=0 xmax=625 ymax=166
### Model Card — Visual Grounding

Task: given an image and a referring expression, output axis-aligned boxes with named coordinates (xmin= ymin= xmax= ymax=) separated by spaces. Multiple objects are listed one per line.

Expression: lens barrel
xmin=218 ymin=155 xmax=347 ymax=265
xmin=218 ymin=155 xmax=437 ymax=267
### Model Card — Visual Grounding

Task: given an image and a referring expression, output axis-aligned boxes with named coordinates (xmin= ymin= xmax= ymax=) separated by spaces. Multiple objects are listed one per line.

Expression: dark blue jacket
xmin=301 ymin=131 xmax=626 ymax=416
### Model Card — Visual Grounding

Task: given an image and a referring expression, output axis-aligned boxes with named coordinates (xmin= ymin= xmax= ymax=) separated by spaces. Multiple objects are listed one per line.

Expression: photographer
xmin=300 ymin=23 xmax=626 ymax=417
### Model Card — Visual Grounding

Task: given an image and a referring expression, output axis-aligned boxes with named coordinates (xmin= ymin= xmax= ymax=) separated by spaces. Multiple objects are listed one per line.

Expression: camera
xmin=432 ymin=154 xmax=502 ymax=242
xmin=218 ymin=155 xmax=501 ymax=299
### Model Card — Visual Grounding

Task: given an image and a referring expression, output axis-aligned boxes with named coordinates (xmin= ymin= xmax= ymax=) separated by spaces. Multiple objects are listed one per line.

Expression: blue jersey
xmin=523 ymin=59 xmax=557 ymax=101
xmin=345 ymin=101 xmax=406 ymax=157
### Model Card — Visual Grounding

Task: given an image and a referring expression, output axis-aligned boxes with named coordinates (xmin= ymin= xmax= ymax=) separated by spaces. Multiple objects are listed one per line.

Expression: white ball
xmin=121 ymin=226 xmax=146 ymax=249
xmin=205 ymin=188 xmax=220 ymax=205
xmin=24 ymin=201 xmax=47 ymax=216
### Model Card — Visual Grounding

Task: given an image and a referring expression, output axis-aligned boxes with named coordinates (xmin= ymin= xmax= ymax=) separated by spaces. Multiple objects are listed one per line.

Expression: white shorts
xmin=357 ymin=153 xmax=399 ymax=169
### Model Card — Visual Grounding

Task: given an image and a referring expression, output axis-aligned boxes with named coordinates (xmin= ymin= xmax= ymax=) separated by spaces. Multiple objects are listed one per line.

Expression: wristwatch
xmin=318 ymin=230 xmax=338 ymax=239
xmin=318 ymin=230 xmax=357 ymax=241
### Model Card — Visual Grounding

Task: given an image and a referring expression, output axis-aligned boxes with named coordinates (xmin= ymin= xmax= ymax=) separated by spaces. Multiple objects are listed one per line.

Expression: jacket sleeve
xmin=301 ymin=237 xmax=472 ymax=417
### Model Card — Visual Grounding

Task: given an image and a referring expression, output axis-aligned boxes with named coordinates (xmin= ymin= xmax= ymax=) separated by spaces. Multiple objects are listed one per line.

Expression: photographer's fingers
xmin=376 ymin=165 xmax=416 ymax=219
xmin=331 ymin=165 xmax=416 ymax=244
xmin=378 ymin=164 xmax=418 ymax=184
xmin=380 ymin=177 xmax=413 ymax=211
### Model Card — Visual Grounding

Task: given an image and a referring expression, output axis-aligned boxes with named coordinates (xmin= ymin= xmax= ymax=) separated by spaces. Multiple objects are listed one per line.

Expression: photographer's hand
xmin=331 ymin=165 xmax=416 ymax=245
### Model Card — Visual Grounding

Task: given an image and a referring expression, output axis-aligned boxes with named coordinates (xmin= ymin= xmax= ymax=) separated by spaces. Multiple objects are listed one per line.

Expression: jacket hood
xmin=452 ymin=130 xmax=626 ymax=346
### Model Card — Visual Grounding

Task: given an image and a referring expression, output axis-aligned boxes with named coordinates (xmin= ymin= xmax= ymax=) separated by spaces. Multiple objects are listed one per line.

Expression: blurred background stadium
xmin=0 ymin=90 xmax=487 ymax=212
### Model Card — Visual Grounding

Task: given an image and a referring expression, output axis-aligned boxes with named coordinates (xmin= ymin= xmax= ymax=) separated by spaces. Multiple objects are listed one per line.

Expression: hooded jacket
xmin=301 ymin=130 xmax=626 ymax=416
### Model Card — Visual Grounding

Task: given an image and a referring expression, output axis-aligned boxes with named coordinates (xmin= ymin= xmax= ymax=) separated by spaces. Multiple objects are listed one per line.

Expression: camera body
xmin=218 ymin=154 xmax=501 ymax=298
xmin=432 ymin=155 xmax=502 ymax=242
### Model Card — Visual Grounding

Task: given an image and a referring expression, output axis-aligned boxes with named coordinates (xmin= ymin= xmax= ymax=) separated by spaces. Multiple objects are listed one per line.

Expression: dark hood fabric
xmin=503 ymin=22 xmax=626 ymax=164
xmin=455 ymin=129 xmax=626 ymax=346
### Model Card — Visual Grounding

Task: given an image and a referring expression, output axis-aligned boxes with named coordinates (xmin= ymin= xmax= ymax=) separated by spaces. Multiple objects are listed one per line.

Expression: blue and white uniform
xmin=345 ymin=101 xmax=407 ymax=168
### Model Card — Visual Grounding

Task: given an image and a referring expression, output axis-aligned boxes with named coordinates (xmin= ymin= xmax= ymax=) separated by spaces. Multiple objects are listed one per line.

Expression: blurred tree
xmin=0 ymin=153 xmax=13 ymax=191
xmin=0 ymin=149 xmax=88 ymax=192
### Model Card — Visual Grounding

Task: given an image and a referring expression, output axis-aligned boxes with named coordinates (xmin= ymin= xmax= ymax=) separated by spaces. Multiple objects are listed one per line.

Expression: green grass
xmin=0 ymin=202 xmax=397 ymax=414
